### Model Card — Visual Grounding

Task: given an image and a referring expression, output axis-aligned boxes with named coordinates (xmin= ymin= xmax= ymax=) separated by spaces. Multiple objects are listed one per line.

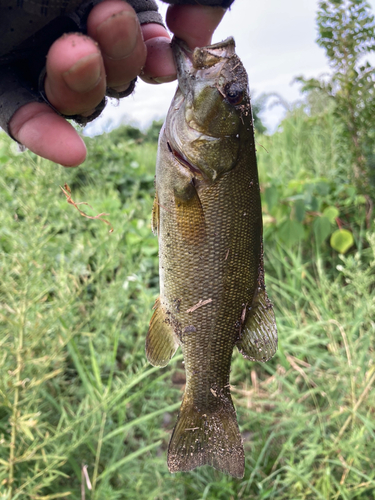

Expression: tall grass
xmin=0 ymin=107 xmax=374 ymax=499
xmin=0 ymin=137 xmax=181 ymax=499
xmin=257 ymin=105 xmax=350 ymax=184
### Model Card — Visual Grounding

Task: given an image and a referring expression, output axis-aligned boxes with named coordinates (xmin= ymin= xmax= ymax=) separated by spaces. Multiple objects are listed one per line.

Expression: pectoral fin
xmin=237 ymin=287 xmax=277 ymax=362
xmin=174 ymin=181 xmax=206 ymax=243
xmin=146 ymin=298 xmax=179 ymax=367
xmin=151 ymin=192 xmax=159 ymax=236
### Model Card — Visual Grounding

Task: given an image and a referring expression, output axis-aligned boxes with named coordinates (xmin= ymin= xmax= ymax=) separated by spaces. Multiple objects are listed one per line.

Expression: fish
xmin=146 ymin=37 xmax=278 ymax=479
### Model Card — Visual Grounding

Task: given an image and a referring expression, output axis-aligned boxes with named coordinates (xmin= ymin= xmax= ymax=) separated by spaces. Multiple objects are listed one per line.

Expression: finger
xmin=45 ymin=33 xmax=106 ymax=116
xmin=166 ymin=5 xmax=226 ymax=49
xmin=9 ymin=102 xmax=87 ymax=166
xmin=140 ymin=24 xmax=176 ymax=84
xmin=87 ymin=0 xmax=146 ymax=91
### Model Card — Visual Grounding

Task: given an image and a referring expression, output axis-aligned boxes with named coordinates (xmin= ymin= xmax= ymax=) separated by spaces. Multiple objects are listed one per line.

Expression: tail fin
xmin=167 ymin=396 xmax=244 ymax=478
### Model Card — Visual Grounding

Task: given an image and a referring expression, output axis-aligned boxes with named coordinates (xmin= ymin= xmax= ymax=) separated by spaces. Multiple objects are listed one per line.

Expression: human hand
xmin=8 ymin=1 xmax=225 ymax=167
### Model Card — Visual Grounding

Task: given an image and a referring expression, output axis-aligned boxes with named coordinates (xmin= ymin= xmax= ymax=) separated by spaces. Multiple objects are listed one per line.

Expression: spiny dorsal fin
xmin=146 ymin=298 xmax=179 ymax=367
xmin=237 ymin=287 xmax=277 ymax=362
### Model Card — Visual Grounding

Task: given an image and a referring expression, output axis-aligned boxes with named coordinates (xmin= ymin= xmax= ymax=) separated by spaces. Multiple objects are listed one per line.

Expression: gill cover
xmin=166 ymin=37 xmax=250 ymax=182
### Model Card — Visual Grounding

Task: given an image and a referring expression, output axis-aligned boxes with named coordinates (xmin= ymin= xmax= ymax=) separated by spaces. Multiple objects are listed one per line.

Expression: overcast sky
xmin=84 ymin=0 xmax=375 ymax=136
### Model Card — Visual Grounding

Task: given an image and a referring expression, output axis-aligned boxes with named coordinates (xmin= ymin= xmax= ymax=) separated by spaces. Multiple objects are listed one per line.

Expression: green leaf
xmin=303 ymin=183 xmax=315 ymax=205
xmin=294 ymin=199 xmax=306 ymax=222
xmin=330 ymin=229 xmax=355 ymax=254
xmin=278 ymin=220 xmax=305 ymax=246
xmin=313 ymin=216 xmax=331 ymax=246
xmin=323 ymin=206 xmax=339 ymax=223
xmin=356 ymin=195 xmax=367 ymax=205
xmin=310 ymin=196 xmax=320 ymax=212
xmin=265 ymin=185 xmax=279 ymax=212
xmin=316 ymin=181 xmax=330 ymax=196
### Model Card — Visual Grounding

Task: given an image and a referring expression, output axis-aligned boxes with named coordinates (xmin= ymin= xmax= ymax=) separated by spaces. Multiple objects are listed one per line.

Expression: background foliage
xmin=0 ymin=1 xmax=375 ymax=498
xmin=297 ymin=0 xmax=375 ymax=192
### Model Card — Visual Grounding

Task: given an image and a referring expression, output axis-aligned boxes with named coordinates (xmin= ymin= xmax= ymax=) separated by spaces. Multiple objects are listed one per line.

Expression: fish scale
xmin=146 ymin=37 xmax=278 ymax=478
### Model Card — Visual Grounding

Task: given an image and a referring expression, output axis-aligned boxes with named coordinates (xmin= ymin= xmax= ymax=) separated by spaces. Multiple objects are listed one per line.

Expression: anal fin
xmin=237 ymin=287 xmax=278 ymax=362
xmin=146 ymin=298 xmax=179 ymax=367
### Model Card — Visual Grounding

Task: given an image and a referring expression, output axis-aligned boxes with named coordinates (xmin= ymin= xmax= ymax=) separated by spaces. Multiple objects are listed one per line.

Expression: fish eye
xmin=225 ymin=86 xmax=244 ymax=105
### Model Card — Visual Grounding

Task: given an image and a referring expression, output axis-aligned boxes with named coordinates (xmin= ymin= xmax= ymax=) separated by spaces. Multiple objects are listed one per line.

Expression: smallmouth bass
xmin=146 ymin=37 xmax=277 ymax=478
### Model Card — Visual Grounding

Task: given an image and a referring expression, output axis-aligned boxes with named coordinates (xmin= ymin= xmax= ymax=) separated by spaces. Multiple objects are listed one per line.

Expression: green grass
xmin=0 ymin=109 xmax=374 ymax=500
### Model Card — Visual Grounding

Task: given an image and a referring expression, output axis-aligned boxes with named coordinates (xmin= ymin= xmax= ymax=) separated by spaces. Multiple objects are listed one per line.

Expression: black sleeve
xmin=0 ymin=0 xmax=233 ymax=138
xmin=0 ymin=0 xmax=164 ymax=137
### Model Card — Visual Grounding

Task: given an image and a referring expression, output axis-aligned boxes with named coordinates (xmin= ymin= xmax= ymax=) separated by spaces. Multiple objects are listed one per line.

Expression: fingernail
xmin=80 ymin=108 xmax=97 ymax=117
xmin=62 ymin=53 xmax=102 ymax=92
xmin=153 ymin=75 xmax=177 ymax=84
xmin=110 ymin=83 xmax=131 ymax=93
xmin=96 ymin=10 xmax=139 ymax=60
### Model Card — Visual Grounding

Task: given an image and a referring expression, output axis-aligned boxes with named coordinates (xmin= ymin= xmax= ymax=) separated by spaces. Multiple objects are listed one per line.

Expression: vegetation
xmin=0 ymin=99 xmax=374 ymax=498
xmin=1 ymin=2 xmax=375 ymax=498
xmin=297 ymin=0 xmax=375 ymax=192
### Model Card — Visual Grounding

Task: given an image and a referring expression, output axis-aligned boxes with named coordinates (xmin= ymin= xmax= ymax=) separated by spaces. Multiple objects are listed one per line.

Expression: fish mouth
xmin=172 ymin=37 xmax=236 ymax=70
xmin=171 ymin=39 xmax=194 ymax=96
xmin=172 ymin=38 xmax=193 ymax=65
xmin=171 ymin=37 xmax=235 ymax=94
xmin=172 ymin=38 xmax=192 ymax=59
xmin=167 ymin=140 xmax=202 ymax=176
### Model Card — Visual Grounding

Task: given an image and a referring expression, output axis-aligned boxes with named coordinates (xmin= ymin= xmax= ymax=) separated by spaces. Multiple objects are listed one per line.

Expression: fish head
xmin=166 ymin=37 xmax=251 ymax=183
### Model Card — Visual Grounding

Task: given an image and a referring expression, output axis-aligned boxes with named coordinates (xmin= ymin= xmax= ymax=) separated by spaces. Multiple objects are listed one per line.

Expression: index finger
xmin=166 ymin=5 xmax=226 ymax=49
